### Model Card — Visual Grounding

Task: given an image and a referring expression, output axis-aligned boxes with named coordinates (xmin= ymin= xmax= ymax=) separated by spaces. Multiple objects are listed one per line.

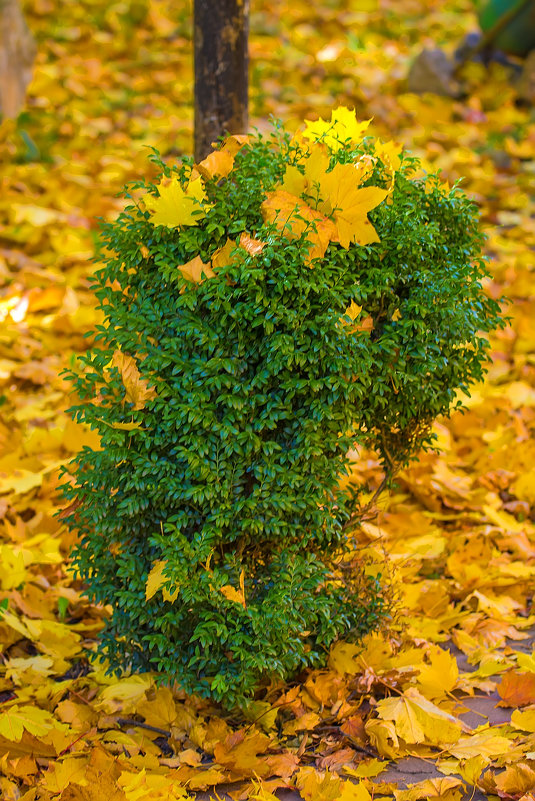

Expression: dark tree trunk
xmin=194 ymin=0 xmax=249 ymax=162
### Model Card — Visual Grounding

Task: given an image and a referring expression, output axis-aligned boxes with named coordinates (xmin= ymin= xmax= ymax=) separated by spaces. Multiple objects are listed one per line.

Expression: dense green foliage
xmin=61 ymin=116 xmax=503 ymax=707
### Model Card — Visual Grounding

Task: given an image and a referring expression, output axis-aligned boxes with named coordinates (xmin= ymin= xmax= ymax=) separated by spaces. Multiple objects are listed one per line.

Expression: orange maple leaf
xmin=261 ymin=190 xmax=336 ymax=264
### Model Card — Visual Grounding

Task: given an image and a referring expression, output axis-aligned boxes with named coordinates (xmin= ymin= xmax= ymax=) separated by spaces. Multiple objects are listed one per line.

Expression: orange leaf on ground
xmin=213 ymin=728 xmax=271 ymax=778
xmin=497 ymin=670 xmax=535 ymax=706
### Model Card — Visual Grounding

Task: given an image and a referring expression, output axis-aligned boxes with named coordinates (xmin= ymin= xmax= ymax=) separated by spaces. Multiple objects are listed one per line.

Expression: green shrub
xmin=61 ymin=108 xmax=503 ymax=707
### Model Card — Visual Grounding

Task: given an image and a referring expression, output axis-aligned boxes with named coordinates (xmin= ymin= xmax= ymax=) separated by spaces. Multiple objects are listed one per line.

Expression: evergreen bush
xmin=61 ymin=108 xmax=503 ymax=707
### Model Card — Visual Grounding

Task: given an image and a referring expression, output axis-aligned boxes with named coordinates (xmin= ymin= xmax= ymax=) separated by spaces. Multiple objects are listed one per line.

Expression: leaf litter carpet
xmin=0 ymin=0 xmax=535 ymax=799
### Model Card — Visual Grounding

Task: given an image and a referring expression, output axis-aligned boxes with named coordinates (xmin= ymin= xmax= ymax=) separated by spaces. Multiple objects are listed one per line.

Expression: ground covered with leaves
xmin=0 ymin=0 xmax=534 ymax=799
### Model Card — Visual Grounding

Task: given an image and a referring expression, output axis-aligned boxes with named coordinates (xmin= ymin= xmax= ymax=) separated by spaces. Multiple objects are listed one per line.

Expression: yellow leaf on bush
xmin=145 ymin=560 xmax=167 ymax=601
xmin=220 ymin=570 xmax=246 ymax=608
xmin=112 ymin=350 xmax=157 ymax=411
xmin=211 ymin=237 xmax=237 ymax=270
xmin=220 ymin=133 xmax=251 ymax=156
xmin=344 ymin=300 xmax=363 ymax=322
xmin=177 ymin=255 xmax=215 ymax=283
xmin=144 ymin=175 xmax=208 ymax=228
xmin=105 ymin=420 xmax=144 ymax=431
xmin=318 ymin=163 xmax=388 ymax=247
xmin=145 ymin=561 xmax=178 ymax=603
xmin=239 ymin=232 xmax=265 ymax=256
xmin=196 ymin=148 xmax=234 ymax=181
xmin=303 ymin=108 xmax=372 ymax=151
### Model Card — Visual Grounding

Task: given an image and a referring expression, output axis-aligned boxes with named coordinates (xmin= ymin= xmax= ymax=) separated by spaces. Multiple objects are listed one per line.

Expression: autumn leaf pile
xmin=0 ymin=0 xmax=534 ymax=799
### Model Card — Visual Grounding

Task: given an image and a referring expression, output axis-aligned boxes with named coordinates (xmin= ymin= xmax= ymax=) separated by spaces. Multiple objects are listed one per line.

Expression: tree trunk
xmin=0 ymin=0 xmax=36 ymax=118
xmin=194 ymin=0 xmax=249 ymax=162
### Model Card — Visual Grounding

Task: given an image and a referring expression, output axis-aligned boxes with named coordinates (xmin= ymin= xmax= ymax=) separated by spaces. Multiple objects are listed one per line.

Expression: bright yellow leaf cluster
xmin=261 ymin=108 xmax=401 ymax=263
xmin=144 ymin=134 xmax=251 ymax=229
xmin=303 ymin=107 xmax=373 ymax=151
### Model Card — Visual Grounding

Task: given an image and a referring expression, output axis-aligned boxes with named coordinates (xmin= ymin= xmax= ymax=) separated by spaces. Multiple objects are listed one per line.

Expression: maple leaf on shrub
xmin=144 ymin=174 xmax=209 ymax=227
xmin=111 ymin=350 xmax=157 ymax=410
xmin=318 ymin=163 xmax=388 ymax=247
xmin=261 ymin=189 xmax=336 ymax=263
xmin=303 ymin=106 xmax=372 ymax=151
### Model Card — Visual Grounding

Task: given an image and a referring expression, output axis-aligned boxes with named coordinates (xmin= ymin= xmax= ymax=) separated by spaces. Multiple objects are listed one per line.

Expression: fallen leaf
xmin=375 ymin=688 xmax=465 ymax=746
xmin=497 ymin=670 xmax=535 ymax=707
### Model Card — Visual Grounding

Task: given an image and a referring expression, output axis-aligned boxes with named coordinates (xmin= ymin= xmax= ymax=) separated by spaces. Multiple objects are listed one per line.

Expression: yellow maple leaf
xmin=95 ymin=675 xmax=153 ymax=714
xmin=177 ymin=255 xmax=216 ymax=283
xmin=282 ymin=143 xmax=330 ymax=198
xmin=446 ymin=729 xmax=513 ymax=760
xmin=213 ymin=728 xmax=271 ymax=778
xmin=144 ymin=175 xmax=209 ymax=228
xmin=318 ymin=163 xmax=388 ymax=248
xmin=303 ymin=107 xmax=372 ymax=151
xmin=364 ymin=718 xmax=401 ymax=759
xmin=416 ymin=645 xmax=459 ymax=699
xmin=112 ymin=350 xmax=157 ymax=410
xmin=394 ymin=777 xmax=465 ymax=801
xmin=328 ymin=641 xmax=362 ymax=674
xmin=0 ymin=705 xmax=57 ymax=741
xmin=375 ymin=688 xmax=464 ymax=746
xmin=118 ymin=768 xmax=188 ymax=800
xmin=294 ymin=767 xmax=343 ymax=801
xmin=41 ymin=755 xmax=89 ymax=793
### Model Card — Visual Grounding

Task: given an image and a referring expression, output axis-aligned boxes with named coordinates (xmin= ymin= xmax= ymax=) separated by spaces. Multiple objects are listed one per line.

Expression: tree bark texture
xmin=0 ymin=0 xmax=36 ymax=118
xmin=194 ymin=0 xmax=249 ymax=162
